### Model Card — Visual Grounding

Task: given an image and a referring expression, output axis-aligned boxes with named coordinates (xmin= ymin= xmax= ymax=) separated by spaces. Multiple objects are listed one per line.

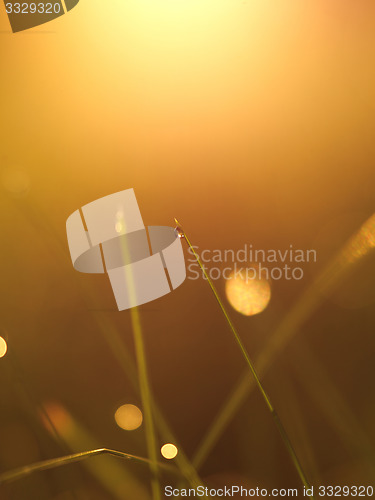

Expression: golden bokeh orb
xmin=225 ymin=267 xmax=271 ymax=316
xmin=114 ymin=404 xmax=143 ymax=431
xmin=161 ymin=443 xmax=178 ymax=460
xmin=0 ymin=337 xmax=7 ymax=358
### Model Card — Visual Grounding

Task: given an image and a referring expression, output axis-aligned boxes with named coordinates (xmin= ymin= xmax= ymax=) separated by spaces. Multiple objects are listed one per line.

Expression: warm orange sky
xmin=1 ymin=0 xmax=375 ymax=236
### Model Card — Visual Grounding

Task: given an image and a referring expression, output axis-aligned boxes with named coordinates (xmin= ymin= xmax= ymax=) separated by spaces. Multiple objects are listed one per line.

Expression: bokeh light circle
xmin=161 ymin=443 xmax=178 ymax=460
xmin=114 ymin=404 xmax=143 ymax=431
xmin=225 ymin=267 xmax=271 ymax=316
xmin=0 ymin=337 xmax=7 ymax=358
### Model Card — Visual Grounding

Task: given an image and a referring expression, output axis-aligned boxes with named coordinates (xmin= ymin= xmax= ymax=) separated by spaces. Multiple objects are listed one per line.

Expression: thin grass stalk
xmin=118 ymin=224 xmax=161 ymax=500
xmin=176 ymin=219 xmax=314 ymax=499
xmin=192 ymin=288 xmax=319 ymax=470
xmin=0 ymin=448 xmax=178 ymax=485
xmin=131 ymin=308 xmax=161 ymax=500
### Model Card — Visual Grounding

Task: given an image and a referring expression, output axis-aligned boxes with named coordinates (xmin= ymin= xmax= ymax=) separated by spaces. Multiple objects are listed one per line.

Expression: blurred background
xmin=0 ymin=0 xmax=375 ymax=498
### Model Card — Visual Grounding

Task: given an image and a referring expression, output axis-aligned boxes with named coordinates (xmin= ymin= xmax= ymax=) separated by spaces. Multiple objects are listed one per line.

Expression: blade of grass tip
xmin=193 ymin=214 xmax=375 ymax=471
xmin=117 ymin=218 xmax=161 ymax=500
xmin=176 ymin=218 xmax=315 ymax=499
xmin=0 ymin=448 xmax=178 ymax=485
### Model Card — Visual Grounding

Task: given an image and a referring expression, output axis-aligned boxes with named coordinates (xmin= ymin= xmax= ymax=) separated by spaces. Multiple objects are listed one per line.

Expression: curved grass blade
xmin=0 ymin=448 xmax=178 ymax=485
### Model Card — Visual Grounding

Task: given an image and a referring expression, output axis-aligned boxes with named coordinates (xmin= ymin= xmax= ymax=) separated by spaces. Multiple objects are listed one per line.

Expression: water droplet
xmin=174 ymin=226 xmax=185 ymax=239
